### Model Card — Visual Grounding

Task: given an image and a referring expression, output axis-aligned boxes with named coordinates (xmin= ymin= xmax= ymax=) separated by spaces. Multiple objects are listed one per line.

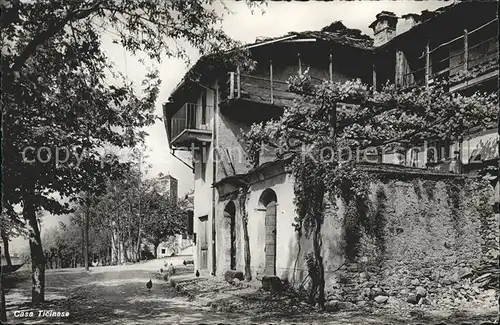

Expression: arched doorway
xmin=224 ymin=201 xmax=237 ymax=270
xmin=259 ymin=189 xmax=277 ymax=276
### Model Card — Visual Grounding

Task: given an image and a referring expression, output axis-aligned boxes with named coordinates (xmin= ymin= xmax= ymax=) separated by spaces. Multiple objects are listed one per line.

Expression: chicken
xmin=166 ymin=263 xmax=175 ymax=276
xmin=195 ymin=270 xmax=200 ymax=277
xmin=146 ymin=279 xmax=152 ymax=291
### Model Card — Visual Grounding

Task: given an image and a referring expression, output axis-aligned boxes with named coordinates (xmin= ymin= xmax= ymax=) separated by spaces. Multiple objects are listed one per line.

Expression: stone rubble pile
xmin=324 ymin=258 xmax=498 ymax=310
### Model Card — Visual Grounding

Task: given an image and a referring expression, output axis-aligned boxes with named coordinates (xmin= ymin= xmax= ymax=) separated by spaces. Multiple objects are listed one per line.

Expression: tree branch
xmin=10 ymin=1 xmax=102 ymax=73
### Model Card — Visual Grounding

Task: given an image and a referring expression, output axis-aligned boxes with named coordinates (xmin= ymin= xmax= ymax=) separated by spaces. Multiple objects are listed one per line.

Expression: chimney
xmin=369 ymin=11 xmax=398 ymax=47
xmin=397 ymin=13 xmax=421 ymax=35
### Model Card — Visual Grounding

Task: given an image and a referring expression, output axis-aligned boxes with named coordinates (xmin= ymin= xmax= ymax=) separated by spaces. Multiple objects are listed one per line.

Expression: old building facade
xmin=372 ymin=3 xmax=498 ymax=188
xmin=163 ymin=1 xmax=498 ymax=297
xmin=164 ymin=21 xmax=373 ymax=276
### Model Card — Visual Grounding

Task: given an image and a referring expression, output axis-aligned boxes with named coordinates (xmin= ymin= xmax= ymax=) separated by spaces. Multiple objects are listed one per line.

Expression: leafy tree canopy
xmin=1 ymin=0 xmax=263 ymax=216
xmin=0 ymin=0 xmax=263 ymax=305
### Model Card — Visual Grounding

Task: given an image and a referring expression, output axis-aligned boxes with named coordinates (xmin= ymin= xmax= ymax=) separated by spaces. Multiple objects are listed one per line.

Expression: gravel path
xmin=3 ymin=262 xmax=238 ymax=324
xmin=2 ymin=261 xmax=498 ymax=324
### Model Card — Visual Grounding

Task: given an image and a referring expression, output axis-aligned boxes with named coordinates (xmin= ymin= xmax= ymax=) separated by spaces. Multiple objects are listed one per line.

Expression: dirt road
xmin=2 ymin=260 xmax=497 ymax=324
xmin=3 ymin=261 xmax=238 ymax=324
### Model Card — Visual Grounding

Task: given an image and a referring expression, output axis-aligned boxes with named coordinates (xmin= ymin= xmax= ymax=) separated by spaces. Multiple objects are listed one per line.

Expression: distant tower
xmin=158 ymin=174 xmax=178 ymax=204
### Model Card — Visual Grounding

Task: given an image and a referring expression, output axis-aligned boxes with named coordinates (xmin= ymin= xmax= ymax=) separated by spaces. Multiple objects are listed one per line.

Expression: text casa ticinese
xmin=13 ymin=310 xmax=70 ymax=318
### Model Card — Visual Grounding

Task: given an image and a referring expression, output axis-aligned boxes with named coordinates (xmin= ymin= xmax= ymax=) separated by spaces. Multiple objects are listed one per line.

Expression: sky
xmin=9 ymin=1 xmax=449 ymax=254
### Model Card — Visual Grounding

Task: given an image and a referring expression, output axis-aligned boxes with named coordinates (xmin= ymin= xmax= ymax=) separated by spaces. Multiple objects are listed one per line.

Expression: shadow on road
xmin=2 ymin=265 xmax=498 ymax=324
xmin=2 ymin=266 xmax=238 ymax=324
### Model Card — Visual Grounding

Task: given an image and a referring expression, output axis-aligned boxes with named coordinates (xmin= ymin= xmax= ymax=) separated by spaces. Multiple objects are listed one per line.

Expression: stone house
xmin=163 ymin=1 xmax=498 ymax=304
xmin=156 ymin=234 xmax=192 ymax=258
xmin=371 ymin=2 xmax=499 ymax=206
xmin=164 ymin=20 xmax=373 ymax=276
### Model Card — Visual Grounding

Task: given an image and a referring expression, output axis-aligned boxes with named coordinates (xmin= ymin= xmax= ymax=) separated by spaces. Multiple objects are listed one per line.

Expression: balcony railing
xmin=220 ymin=67 xmax=322 ymax=108
xmin=170 ymin=103 xmax=211 ymax=141
xmin=223 ymin=72 xmax=295 ymax=106
xmin=397 ymin=18 xmax=499 ymax=90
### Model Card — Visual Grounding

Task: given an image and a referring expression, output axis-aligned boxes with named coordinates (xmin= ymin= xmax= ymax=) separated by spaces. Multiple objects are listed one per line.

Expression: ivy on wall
xmin=237 ymin=185 xmax=252 ymax=281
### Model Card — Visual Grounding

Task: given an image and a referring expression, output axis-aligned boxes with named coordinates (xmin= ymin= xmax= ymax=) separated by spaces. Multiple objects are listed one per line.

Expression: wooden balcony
xmin=219 ymin=70 xmax=297 ymax=123
xmin=169 ymin=103 xmax=212 ymax=149
xmin=396 ymin=18 xmax=499 ymax=92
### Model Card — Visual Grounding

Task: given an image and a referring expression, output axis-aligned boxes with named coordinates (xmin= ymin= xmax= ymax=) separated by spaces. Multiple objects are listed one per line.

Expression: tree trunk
xmin=130 ymin=239 xmax=137 ymax=262
xmin=136 ymin=238 xmax=142 ymax=262
xmin=242 ymin=217 xmax=252 ymax=281
xmin=1 ymin=233 xmax=12 ymax=266
xmin=117 ymin=240 xmax=121 ymax=264
xmin=81 ymin=226 xmax=85 ymax=267
xmin=313 ymin=218 xmax=325 ymax=310
xmin=24 ymin=193 xmax=45 ymax=304
xmin=121 ymin=239 xmax=127 ymax=263
xmin=110 ymin=224 xmax=117 ymax=264
xmin=59 ymin=249 xmax=63 ymax=269
xmin=84 ymin=195 xmax=90 ymax=271
xmin=123 ymin=242 xmax=129 ymax=262
xmin=239 ymin=191 xmax=252 ymax=281
xmin=153 ymin=242 xmax=159 ymax=259
xmin=136 ymin=220 xmax=142 ymax=262
xmin=0 ymin=251 xmax=7 ymax=322
xmin=127 ymin=225 xmax=132 ymax=262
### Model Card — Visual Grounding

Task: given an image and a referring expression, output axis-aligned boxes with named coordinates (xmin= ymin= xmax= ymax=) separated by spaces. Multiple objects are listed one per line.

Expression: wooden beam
xmin=329 ymin=54 xmax=333 ymax=82
xmin=450 ymin=69 xmax=498 ymax=93
xmin=416 ymin=17 xmax=498 ymax=59
xmin=228 ymin=72 xmax=235 ymax=99
xmin=244 ymin=35 xmax=297 ymax=49
xmin=330 ymin=103 xmax=336 ymax=139
xmin=425 ymin=41 xmax=430 ymax=88
xmin=395 ymin=51 xmax=399 ymax=87
xmin=283 ymin=38 xmax=317 ymax=43
xmin=298 ymin=53 xmax=302 ymax=74
xmin=463 ymin=29 xmax=468 ymax=72
xmin=270 ymin=59 xmax=274 ymax=104
xmin=236 ymin=66 xmax=241 ymax=98
xmin=395 ymin=50 xmax=404 ymax=87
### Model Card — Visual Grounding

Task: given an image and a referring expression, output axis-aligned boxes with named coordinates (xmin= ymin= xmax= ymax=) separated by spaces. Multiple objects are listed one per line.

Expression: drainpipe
xmin=190 ymin=81 xmax=218 ymax=276
xmin=211 ymin=83 xmax=218 ymax=276
xmin=195 ymin=82 xmax=218 ymax=276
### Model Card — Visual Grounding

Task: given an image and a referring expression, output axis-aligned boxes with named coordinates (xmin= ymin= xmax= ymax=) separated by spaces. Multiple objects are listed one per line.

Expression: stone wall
xmin=312 ymin=175 xmax=498 ymax=308
xmin=214 ymin=161 xmax=498 ymax=307
xmin=216 ymin=112 xmax=252 ymax=180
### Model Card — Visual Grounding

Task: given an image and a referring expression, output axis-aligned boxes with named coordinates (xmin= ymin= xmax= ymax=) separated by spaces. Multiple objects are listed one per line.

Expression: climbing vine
xmin=238 ymin=185 xmax=252 ymax=281
xmin=244 ymin=70 xmax=497 ymax=308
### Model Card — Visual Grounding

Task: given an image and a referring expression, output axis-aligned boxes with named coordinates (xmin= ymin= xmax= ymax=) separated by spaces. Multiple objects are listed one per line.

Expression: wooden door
xmin=265 ymin=201 xmax=277 ymax=275
xmin=199 ymin=216 xmax=208 ymax=270
xmin=230 ymin=213 xmax=236 ymax=270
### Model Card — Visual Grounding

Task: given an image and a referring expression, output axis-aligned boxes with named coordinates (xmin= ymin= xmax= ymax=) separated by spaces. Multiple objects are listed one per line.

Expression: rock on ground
xmin=374 ymin=295 xmax=388 ymax=304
